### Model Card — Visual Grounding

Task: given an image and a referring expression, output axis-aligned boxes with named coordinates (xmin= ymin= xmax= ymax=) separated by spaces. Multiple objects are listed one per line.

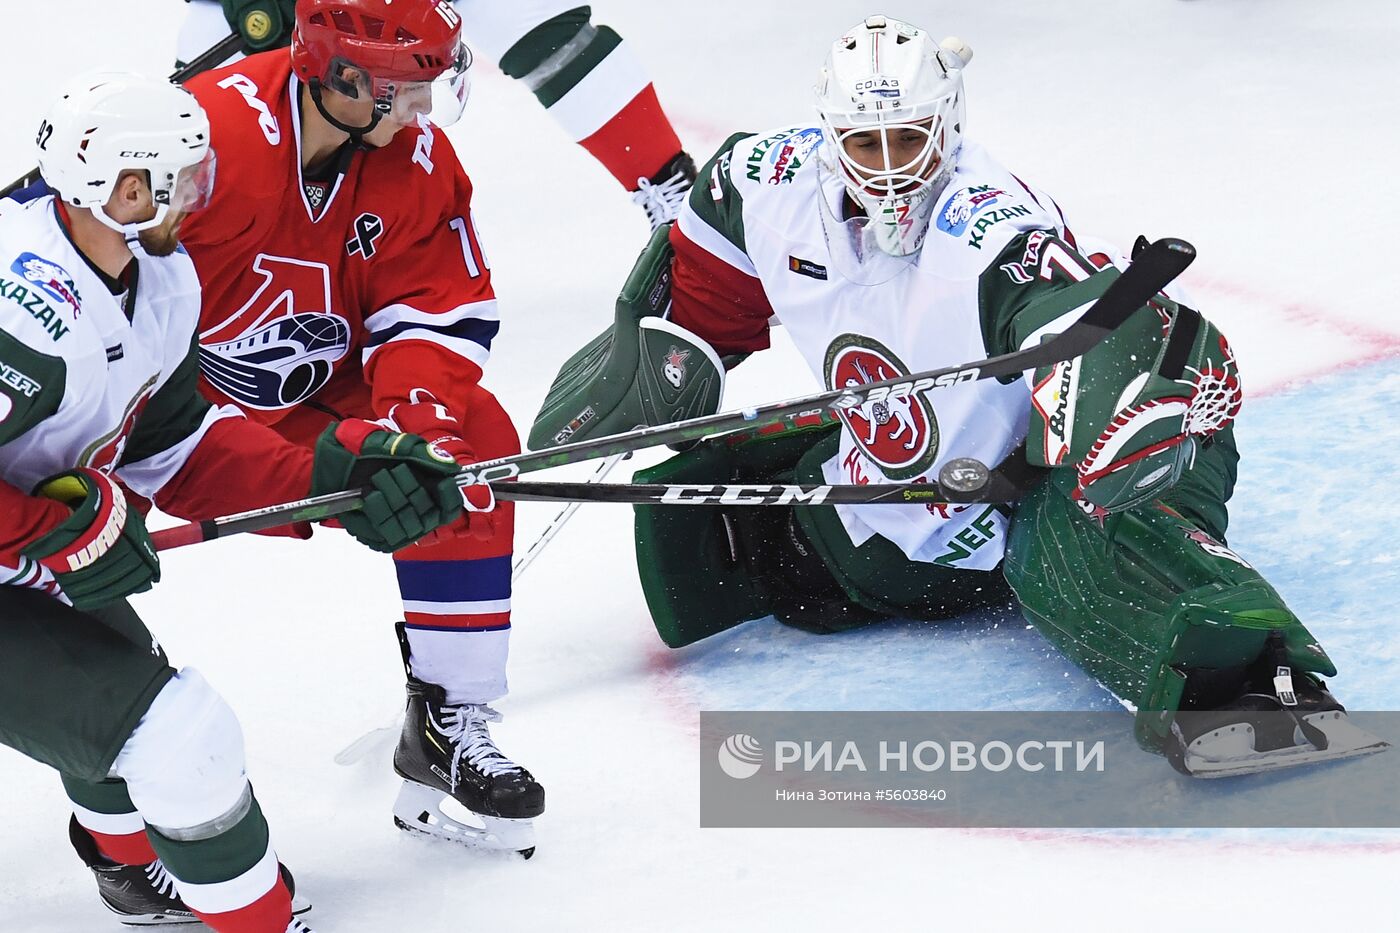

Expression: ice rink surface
xmin=2 ymin=1 xmax=1398 ymax=930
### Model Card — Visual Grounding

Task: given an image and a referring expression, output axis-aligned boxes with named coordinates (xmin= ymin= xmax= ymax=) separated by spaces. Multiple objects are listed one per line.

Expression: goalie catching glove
xmin=310 ymin=419 xmax=466 ymax=553
xmin=21 ymin=468 xmax=160 ymax=611
xmin=1028 ymin=287 xmax=1242 ymax=516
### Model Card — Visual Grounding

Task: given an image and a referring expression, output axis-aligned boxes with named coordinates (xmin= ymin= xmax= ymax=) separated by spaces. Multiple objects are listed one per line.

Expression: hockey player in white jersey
xmin=530 ymin=15 xmax=1388 ymax=777
xmin=0 ymin=73 xmax=468 ymax=929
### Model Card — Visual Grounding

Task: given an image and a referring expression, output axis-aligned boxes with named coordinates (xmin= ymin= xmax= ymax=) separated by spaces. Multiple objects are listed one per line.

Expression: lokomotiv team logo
xmin=824 ymin=334 xmax=939 ymax=480
xmin=198 ymin=254 xmax=351 ymax=410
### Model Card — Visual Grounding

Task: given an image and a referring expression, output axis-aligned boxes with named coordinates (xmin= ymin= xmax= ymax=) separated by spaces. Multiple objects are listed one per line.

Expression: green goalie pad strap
xmin=528 ymin=224 xmax=724 ymax=450
xmin=1002 ymin=449 xmax=1335 ymax=752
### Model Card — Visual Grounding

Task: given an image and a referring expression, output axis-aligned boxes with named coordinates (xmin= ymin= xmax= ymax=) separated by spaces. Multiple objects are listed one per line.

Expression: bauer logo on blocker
xmin=718 ymin=734 xmax=764 ymax=779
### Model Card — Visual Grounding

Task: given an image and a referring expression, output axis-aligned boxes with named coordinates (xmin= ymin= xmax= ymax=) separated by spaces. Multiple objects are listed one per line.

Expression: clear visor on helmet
xmin=164 ymin=146 xmax=217 ymax=214
xmin=342 ymin=42 xmax=473 ymax=128
xmin=815 ymin=158 xmax=921 ymax=286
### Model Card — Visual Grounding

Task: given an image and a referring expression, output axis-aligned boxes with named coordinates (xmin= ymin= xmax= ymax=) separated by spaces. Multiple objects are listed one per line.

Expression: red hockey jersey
xmin=181 ymin=52 xmax=496 ymax=443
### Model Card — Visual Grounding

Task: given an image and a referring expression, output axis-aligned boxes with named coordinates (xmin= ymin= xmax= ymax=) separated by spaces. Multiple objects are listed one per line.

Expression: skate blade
xmin=1180 ymin=710 xmax=1392 ymax=778
xmin=392 ymin=780 xmax=536 ymax=858
xmin=109 ymin=910 xmax=199 ymax=926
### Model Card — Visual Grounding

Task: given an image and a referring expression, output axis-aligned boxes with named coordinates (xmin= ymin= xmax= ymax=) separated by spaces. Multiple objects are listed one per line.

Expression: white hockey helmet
xmin=36 ymin=72 xmax=215 ymax=233
xmin=816 ymin=16 xmax=971 ymax=256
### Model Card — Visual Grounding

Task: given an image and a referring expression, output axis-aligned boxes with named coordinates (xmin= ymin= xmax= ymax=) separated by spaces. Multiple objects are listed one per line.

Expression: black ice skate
xmin=70 ymin=816 xmax=311 ymax=925
xmin=1169 ymin=633 xmax=1390 ymax=778
xmin=392 ymin=626 xmax=544 ymax=857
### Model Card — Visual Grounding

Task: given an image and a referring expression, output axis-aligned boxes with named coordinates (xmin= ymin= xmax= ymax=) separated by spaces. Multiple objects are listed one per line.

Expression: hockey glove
xmin=218 ymin=0 xmax=296 ymax=52
xmin=311 ymin=419 xmax=465 ymax=553
xmin=1029 ymin=298 xmax=1242 ymax=517
xmin=21 ymin=468 xmax=160 ymax=610
xmin=385 ymin=391 xmax=498 ymax=544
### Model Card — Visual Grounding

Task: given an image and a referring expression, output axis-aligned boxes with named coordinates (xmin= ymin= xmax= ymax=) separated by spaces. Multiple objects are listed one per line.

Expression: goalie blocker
xmin=536 ymin=231 xmax=1385 ymax=777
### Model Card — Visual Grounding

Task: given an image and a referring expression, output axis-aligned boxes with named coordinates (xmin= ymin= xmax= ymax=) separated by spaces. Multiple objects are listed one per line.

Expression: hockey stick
xmin=511 ymin=451 xmax=629 ymax=581
xmin=459 ymin=236 xmax=1196 ymax=484
xmin=148 ymin=237 xmax=1195 ymax=552
xmin=1 ymin=31 xmax=245 ymax=199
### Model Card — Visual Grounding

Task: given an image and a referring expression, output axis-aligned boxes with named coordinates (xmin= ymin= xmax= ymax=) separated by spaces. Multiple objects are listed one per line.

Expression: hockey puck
xmin=938 ymin=458 xmax=989 ymax=493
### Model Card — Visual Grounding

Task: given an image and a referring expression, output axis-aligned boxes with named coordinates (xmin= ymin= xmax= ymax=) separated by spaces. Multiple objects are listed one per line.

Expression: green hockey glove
xmin=218 ymin=0 xmax=296 ymax=52
xmin=311 ymin=419 xmax=464 ymax=553
xmin=21 ymin=468 xmax=160 ymax=610
xmin=529 ymin=224 xmax=724 ymax=450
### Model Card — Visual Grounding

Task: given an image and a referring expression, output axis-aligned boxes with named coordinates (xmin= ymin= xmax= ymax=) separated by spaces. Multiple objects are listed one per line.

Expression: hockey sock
xmin=190 ymin=876 xmax=293 ymax=933
xmin=65 ymin=776 xmax=160 ymax=865
xmin=88 ymin=826 xmax=160 ymax=866
xmin=499 ymin=12 xmax=683 ymax=188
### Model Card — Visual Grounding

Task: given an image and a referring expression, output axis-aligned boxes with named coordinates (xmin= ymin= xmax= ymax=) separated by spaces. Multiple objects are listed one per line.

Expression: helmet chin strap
xmin=307 ymin=78 xmax=382 ymax=149
xmin=92 ymin=202 xmax=168 ymax=237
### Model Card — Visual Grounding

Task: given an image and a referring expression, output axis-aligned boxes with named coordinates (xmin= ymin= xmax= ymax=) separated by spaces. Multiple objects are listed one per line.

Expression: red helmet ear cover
xmin=291 ymin=0 xmax=461 ymax=85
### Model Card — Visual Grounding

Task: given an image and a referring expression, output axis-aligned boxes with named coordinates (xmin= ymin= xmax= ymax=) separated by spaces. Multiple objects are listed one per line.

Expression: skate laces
xmin=441 ymin=704 xmax=521 ymax=783
xmin=631 ymin=169 xmax=693 ymax=230
xmin=143 ymin=859 xmax=178 ymax=899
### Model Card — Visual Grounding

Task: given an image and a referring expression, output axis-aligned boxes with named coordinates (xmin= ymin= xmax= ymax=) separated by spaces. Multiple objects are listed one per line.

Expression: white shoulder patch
xmin=922 ymin=145 xmax=1064 ymax=277
xmin=731 ymin=125 xmax=827 ymax=191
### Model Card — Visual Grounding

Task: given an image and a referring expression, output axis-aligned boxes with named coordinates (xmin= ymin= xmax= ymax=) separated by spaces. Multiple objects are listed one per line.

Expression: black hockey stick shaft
xmin=150 ymin=471 xmax=1020 ymax=552
xmin=458 ymin=237 xmax=1197 ymax=485
xmin=1 ymin=32 xmax=244 ymax=199
xmin=494 ymin=476 xmax=1027 ymax=506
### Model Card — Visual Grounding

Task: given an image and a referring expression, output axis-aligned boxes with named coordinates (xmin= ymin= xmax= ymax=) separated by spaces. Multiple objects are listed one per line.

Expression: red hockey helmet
xmin=291 ymin=0 xmax=471 ymax=130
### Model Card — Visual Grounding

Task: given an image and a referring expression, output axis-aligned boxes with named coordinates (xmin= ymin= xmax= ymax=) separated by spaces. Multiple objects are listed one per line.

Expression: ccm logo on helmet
xmin=118 ymin=151 xmax=160 ymax=159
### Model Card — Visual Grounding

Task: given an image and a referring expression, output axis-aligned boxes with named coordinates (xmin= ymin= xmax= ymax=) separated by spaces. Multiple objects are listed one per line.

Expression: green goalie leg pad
xmin=633 ymin=420 xmax=863 ymax=647
xmin=634 ymin=421 xmax=1011 ymax=646
xmin=1002 ymin=430 xmax=1335 ymax=751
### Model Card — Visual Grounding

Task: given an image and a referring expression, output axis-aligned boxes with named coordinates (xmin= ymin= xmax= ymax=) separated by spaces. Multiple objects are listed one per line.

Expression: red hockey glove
xmin=386 ymin=390 xmax=498 ymax=544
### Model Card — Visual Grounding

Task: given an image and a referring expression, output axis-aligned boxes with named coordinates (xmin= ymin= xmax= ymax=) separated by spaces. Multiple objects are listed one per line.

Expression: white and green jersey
xmin=0 ymin=195 xmax=238 ymax=590
xmin=668 ymin=126 xmax=1123 ymax=569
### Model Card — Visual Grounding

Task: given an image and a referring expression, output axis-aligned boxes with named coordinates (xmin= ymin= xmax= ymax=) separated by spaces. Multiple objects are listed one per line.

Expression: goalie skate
xmin=1169 ymin=669 xmax=1390 ymax=778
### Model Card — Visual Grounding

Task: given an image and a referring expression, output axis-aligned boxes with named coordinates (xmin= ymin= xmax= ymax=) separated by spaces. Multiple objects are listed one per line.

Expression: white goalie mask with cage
xmin=815 ymin=16 xmax=971 ymax=264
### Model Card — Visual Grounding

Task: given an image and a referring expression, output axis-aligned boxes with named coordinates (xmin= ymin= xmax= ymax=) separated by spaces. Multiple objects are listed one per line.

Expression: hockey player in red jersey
xmin=178 ymin=0 xmax=543 ymax=854
xmin=178 ymin=0 xmax=696 ymax=228
xmin=2 ymin=72 xmax=468 ymax=931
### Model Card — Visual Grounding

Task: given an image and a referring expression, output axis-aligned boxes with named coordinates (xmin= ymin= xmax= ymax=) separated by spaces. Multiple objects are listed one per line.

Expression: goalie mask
xmin=815 ymin=16 xmax=971 ymax=259
xmin=36 ymin=72 xmax=215 ymax=235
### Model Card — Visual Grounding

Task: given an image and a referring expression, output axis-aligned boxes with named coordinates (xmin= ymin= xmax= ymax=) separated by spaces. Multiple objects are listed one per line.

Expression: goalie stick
xmin=0 ymin=31 xmax=244 ymax=199
xmin=147 ymin=237 xmax=1195 ymax=552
